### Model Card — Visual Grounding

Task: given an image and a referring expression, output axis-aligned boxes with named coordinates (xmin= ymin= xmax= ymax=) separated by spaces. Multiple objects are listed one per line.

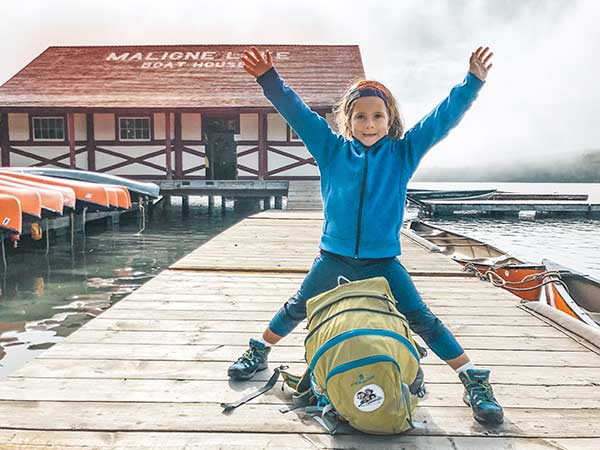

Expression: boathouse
xmin=0 ymin=45 xmax=364 ymax=181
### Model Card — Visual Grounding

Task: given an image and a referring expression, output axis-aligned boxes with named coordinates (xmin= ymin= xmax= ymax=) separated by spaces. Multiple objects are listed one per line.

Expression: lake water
xmin=0 ymin=199 xmax=247 ymax=378
xmin=1 ymin=182 xmax=599 ymax=378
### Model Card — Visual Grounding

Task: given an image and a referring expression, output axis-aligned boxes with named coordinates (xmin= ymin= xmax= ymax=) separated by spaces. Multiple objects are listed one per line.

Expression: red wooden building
xmin=0 ymin=45 xmax=364 ymax=180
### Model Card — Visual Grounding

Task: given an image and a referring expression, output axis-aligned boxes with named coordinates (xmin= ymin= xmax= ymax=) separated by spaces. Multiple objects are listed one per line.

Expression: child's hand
xmin=241 ymin=46 xmax=273 ymax=78
xmin=469 ymin=47 xmax=493 ymax=81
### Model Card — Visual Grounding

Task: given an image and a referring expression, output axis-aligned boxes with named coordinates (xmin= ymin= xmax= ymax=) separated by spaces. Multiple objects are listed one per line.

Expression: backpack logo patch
xmin=354 ymin=384 xmax=384 ymax=412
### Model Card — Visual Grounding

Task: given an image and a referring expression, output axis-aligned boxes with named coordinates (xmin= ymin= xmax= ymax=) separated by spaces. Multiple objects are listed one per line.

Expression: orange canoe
xmin=0 ymin=172 xmax=109 ymax=209
xmin=104 ymin=185 xmax=132 ymax=209
xmin=0 ymin=185 xmax=42 ymax=218
xmin=0 ymin=194 xmax=22 ymax=234
xmin=0 ymin=175 xmax=66 ymax=214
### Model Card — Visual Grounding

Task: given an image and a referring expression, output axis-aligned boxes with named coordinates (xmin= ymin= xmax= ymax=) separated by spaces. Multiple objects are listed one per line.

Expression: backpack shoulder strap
xmin=221 ymin=365 xmax=288 ymax=412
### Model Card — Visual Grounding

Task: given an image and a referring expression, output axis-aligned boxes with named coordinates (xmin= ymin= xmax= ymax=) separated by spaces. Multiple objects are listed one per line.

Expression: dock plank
xmin=0 ymin=401 xmax=599 ymax=438
xmin=13 ymin=359 xmax=600 ymax=386
xmin=1 ymin=378 xmax=599 ymax=409
xmin=1 ymin=430 xmax=598 ymax=450
xmin=39 ymin=343 xmax=600 ymax=367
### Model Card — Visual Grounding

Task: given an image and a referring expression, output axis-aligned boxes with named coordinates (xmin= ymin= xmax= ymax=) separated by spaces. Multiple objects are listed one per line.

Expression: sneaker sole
xmin=227 ymin=365 xmax=268 ymax=381
xmin=474 ymin=408 xmax=504 ymax=425
xmin=463 ymin=397 xmax=504 ymax=425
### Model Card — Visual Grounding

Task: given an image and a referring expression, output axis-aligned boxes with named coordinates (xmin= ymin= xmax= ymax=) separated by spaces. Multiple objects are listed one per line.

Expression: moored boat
xmin=541 ymin=260 xmax=600 ymax=327
xmin=105 ymin=186 xmax=132 ymax=209
xmin=0 ymin=185 xmax=42 ymax=218
xmin=0 ymin=172 xmax=111 ymax=210
xmin=407 ymin=189 xmax=497 ymax=201
xmin=404 ymin=220 xmax=547 ymax=301
xmin=3 ymin=167 xmax=160 ymax=199
xmin=403 ymin=220 xmax=600 ymax=328
xmin=0 ymin=194 xmax=22 ymax=234
xmin=0 ymin=175 xmax=67 ymax=215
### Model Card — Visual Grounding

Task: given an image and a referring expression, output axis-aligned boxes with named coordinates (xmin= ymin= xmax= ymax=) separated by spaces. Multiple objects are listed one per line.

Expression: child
xmin=229 ymin=46 xmax=502 ymax=425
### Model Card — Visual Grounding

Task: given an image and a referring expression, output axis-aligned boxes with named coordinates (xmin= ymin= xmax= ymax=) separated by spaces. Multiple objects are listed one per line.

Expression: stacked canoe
xmin=0 ymin=168 xmax=159 ymax=238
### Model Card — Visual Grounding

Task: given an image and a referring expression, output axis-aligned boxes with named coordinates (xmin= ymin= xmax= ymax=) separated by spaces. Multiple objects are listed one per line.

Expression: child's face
xmin=350 ymin=97 xmax=390 ymax=147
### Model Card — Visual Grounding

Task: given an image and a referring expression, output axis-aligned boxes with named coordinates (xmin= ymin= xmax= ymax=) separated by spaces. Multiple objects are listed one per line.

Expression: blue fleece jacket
xmin=257 ymin=68 xmax=484 ymax=258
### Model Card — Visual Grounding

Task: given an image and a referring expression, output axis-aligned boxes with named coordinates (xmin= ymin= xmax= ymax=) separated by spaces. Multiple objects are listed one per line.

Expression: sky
xmin=1 ymin=0 xmax=599 ymax=169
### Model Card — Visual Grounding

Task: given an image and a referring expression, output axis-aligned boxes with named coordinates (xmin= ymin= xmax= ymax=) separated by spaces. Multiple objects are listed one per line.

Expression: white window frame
xmin=119 ymin=117 xmax=151 ymax=142
xmin=32 ymin=116 xmax=65 ymax=142
xmin=288 ymin=125 xmax=302 ymax=142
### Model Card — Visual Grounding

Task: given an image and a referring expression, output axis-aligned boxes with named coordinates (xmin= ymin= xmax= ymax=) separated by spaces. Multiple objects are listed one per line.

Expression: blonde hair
xmin=334 ymin=80 xmax=404 ymax=140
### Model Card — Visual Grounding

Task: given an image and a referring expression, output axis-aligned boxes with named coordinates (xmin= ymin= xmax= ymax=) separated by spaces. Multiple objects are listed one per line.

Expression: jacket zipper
xmin=354 ymin=147 xmax=369 ymax=258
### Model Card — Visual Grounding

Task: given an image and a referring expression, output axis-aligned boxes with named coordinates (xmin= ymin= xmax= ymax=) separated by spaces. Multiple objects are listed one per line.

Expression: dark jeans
xmin=268 ymin=250 xmax=464 ymax=361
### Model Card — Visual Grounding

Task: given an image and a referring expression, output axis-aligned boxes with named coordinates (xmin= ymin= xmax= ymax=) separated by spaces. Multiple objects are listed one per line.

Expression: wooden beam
xmin=258 ymin=112 xmax=267 ymax=180
xmin=67 ymin=112 xmax=76 ymax=168
xmin=0 ymin=112 xmax=9 ymax=166
xmin=86 ymin=113 xmax=96 ymax=171
xmin=174 ymin=112 xmax=183 ymax=178
xmin=165 ymin=113 xmax=172 ymax=180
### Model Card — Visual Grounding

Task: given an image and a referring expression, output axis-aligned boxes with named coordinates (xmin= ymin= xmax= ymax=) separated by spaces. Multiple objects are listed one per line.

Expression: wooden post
xmin=262 ymin=197 xmax=272 ymax=210
xmin=86 ymin=113 xmax=96 ymax=171
xmin=258 ymin=112 xmax=268 ymax=180
xmin=0 ymin=112 xmax=10 ymax=166
xmin=182 ymin=195 xmax=189 ymax=215
xmin=165 ymin=112 xmax=172 ymax=180
xmin=174 ymin=112 xmax=183 ymax=179
xmin=67 ymin=112 xmax=76 ymax=168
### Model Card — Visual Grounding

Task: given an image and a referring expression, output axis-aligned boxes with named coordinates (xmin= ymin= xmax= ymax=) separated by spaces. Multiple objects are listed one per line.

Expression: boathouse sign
xmin=106 ymin=51 xmax=291 ymax=70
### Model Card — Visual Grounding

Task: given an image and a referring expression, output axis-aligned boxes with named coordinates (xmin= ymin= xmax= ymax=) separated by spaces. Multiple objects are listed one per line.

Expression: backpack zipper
xmin=309 ymin=328 xmax=420 ymax=373
xmin=308 ymin=291 xmax=395 ymax=325
xmin=305 ymin=307 xmax=405 ymax=345
xmin=325 ymin=354 xmax=400 ymax=384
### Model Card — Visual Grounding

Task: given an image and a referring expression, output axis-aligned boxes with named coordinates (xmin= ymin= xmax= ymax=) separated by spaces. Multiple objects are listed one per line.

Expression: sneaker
xmin=459 ymin=369 xmax=504 ymax=425
xmin=227 ymin=338 xmax=271 ymax=381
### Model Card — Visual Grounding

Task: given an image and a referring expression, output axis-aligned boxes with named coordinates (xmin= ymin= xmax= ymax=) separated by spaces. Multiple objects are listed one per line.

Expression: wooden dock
xmin=420 ymin=199 xmax=600 ymax=217
xmin=1 ymin=209 xmax=599 ymax=449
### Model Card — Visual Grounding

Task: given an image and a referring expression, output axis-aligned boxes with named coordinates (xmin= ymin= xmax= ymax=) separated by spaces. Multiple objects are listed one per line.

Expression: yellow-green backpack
xmin=282 ymin=277 xmax=426 ymax=434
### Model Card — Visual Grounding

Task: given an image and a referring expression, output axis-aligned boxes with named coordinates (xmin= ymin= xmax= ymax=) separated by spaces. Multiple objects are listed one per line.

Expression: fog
xmin=1 ymin=0 xmax=598 ymax=169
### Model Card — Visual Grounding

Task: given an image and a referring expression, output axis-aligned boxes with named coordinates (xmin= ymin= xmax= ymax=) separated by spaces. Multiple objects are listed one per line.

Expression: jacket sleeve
xmin=257 ymin=67 xmax=339 ymax=167
xmin=402 ymin=72 xmax=484 ymax=176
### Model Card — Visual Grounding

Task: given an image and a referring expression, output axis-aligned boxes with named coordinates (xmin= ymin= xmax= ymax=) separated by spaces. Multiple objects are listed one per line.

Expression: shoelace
xmin=469 ymin=382 xmax=497 ymax=405
xmin=238 ymin=348 xmax=260 ymax=367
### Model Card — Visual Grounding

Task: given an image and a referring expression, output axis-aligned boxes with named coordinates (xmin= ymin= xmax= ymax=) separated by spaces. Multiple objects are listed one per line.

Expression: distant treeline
xmin=414 ymin=150 xmax=600 ymax=182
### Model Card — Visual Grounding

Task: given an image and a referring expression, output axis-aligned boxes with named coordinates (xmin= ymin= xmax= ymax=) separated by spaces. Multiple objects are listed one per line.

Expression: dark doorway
xmin=203 ymin=115 xmax=238 ymax=180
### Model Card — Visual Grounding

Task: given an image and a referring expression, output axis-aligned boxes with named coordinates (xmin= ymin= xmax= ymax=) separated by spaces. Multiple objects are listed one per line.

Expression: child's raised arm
xmin=402 ymin=46 xmax=493 ymax=175
xmin=241 ymin=46 xmax=339 ymax=168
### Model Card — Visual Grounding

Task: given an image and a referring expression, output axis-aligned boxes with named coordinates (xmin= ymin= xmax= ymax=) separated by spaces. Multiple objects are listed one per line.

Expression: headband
xmin=347 ymin=87 xmax=388 ymax=107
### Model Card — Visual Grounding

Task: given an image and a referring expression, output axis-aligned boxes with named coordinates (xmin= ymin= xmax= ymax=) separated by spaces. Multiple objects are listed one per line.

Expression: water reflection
xmin=0 ymin=198 xmax=248 ymax=377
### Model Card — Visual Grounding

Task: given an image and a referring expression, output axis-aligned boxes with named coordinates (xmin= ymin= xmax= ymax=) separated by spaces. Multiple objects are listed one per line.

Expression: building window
xmin=119 ymin=117 xmax=151 ymax=141
xmin=288 ymin=125 xmax=301 ymax=142
xmin=32 ymin=117 xmax=65 ymax=141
